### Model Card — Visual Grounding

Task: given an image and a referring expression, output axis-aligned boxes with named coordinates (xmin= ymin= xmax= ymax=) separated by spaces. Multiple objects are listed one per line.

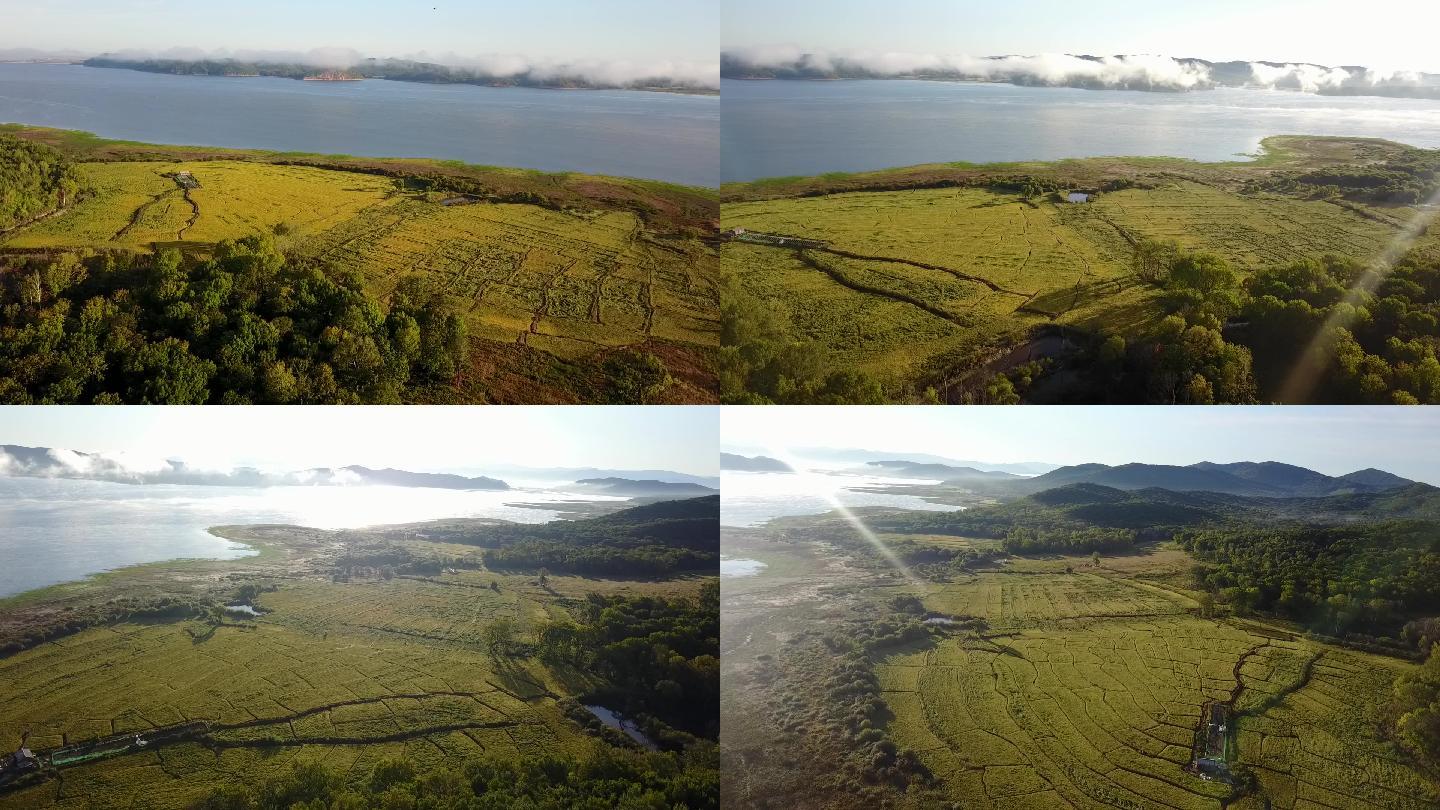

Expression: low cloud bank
xmin=82 ymin=46 xmax=719 ymax=89
xmin=0 ymin=445 xmax=510 ymax=490
xmin=721 ymin=47 xmax=1439 ymax=95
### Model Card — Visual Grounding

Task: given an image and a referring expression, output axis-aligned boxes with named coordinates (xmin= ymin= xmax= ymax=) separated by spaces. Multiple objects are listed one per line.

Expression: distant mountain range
xmin=569 ymin=478 xmax=719 ymax=498
xmin=720 ymin=453 xmax=795 ymax=472
xmin=861 ymin=460 xmax=1021 ymax=482
xmin=873 ymin=478 xmax=1440 ymax=537
xmin=492 ymin=466 xmax=718 ymax=489
xmin=726 ymin=447 xmax=1058 ymax=476
xmin=0 ymin=444 xmax=704 ymax=496
xmin=1006 ymin=461 xmax=1417 ymax=498
xmin=720 ymin=50 xmax=1440 ymax=99
xmin=304 ymin=466 xmax=508 ymax=491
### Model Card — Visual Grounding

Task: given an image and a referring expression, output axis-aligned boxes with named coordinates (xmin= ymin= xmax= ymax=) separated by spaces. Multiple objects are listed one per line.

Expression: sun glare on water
xmin=766 ymin=449 xmax=927 ymax=590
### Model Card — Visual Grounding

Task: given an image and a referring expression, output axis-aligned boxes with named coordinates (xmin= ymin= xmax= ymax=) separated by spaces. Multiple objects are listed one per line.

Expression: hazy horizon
xmin=722 ymin=406 xmax=1440 ymax=486
xmin=723 ymin=0 xmax=1440 ymax=74
xmin=0 ymin=0 xmax=719 ymax=86
xmin=0 ymin=406 xmax=720 ymax=478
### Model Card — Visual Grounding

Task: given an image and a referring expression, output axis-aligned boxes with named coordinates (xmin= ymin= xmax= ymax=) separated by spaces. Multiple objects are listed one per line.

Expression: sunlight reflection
xmin=767 ymin=449 xmax=926 ymax=590
xmin=1278 ymin=185 xmax=1440 ymax=402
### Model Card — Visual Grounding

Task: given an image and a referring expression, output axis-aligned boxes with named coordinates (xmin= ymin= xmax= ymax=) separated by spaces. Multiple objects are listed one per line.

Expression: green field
xmin=0 ymin=126 xmax=720 ymax=403
xmin=721 ymin=517 xmax=1440 ymax=810
xmin=0 ymin=515 xmax=714 ymax=808
xmin=720 ymin=137 xmax=1440 ymax=400
xmin=877 ymin=568 xmax=1433 ymax=809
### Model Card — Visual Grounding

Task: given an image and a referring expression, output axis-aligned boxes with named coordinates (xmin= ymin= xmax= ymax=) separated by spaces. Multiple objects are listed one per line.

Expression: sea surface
xmin=0 ymin=477 xmax=624 ymax=598
xmin=722 ymin=79 xmax=1440 ymax=182
xmin=0 ymin=63 xmax=719 ymax=186
xmin=720 ymin=470 xmax=959 ymax=527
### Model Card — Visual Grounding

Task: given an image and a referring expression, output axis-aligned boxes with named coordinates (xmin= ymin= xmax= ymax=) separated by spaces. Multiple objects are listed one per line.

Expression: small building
xmin=173 ymin=172 xmax=200 ymax=190
xmin=1 ymin=745 xmax=39 ymax=774
xmin=1066 ymin=192 xmax=1091 ymax=203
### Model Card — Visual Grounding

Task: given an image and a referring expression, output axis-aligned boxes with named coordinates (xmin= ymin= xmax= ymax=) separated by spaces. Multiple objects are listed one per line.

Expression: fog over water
xmin=0 ymin=64 xmax=719 ymax=186
xmin=0 ymin=477 xmax=625 ymax=598
xmin=720 ymin=470 xmax=958 ymax=528
xmin=722 ymin=79 xmax=1440 ymax=182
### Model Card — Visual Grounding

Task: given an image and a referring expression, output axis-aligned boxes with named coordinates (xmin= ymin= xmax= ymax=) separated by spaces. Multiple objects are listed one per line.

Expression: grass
xmin=876 ymin=566 xmax=1435 ymax=809
xmin=0 ymin=126 xmax=720 ymax=403
xmin=720 ymin=135 xmax=1435 ymax=393
xmin=721 ymin=517 xmax=1440 ymax=809
xmin=0 ymin=520 xmax=708 ymax=808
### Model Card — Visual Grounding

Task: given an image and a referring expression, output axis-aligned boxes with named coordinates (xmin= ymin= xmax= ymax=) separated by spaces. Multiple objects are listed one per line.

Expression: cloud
xmin=721 ymin=47 xmax=1435 ymax=94
xmin=84 ymin=46 xmax=719 ymax=89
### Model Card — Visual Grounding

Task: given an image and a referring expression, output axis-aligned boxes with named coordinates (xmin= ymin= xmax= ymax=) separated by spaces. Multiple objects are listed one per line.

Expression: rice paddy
xmin=0 ymin=526 xmax=706 ymax=808
xmin=0 ymin=127 xmax=720 ymax=402
xmin=719 ymin=138 xmax=1429 ymax=390
xmin=876 ymin=568 xmax=1435 ymax=809
xmin=721 ymin=522 xmax=1440 ymax=810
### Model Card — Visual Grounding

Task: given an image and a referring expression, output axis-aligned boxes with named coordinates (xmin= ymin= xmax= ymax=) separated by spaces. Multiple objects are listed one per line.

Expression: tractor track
xmin=112 ymin=189 xmax=176 ymax=241
xmin=741 ymin=231 xmax=1032 ymax=296
xmin=176 ymin=189 xmax=200 ymax=240
xmin=795 ymin=250 xmax=970 ymax=327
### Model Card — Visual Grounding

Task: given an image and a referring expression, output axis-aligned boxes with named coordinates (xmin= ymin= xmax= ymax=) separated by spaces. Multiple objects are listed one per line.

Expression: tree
xmin=604 ymin=350 xmax=672 ymax=404
xmin=122 ymin=338 xmax=214 ymax=404
xmin=1133 ymin=238 xmax=1179 ymax=284
xmin=985 ymin=374 xmax=1021 ymax=405
xmin=484 ymin=617 xmax=515 ymax=655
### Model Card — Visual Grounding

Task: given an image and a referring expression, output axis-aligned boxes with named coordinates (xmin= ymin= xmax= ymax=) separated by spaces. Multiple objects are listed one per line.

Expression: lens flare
xmin=767 ymin=449 xmax=926 ymax=590
xmin=1277 ymin=186 xmax=1440 ymax=402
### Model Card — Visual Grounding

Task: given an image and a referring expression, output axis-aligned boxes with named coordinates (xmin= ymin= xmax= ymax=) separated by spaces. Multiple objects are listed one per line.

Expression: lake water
xmin=719 ymin=556 xmax=767 ymax=578
xmin=722 ymin=79 xmax=1440 ymax=182
xmin=0 ymin=64 xmax=719 ymax=187
xmin=720 ymin=470 xmax=960 ymax=527
xmin=0 ymin=477 xmax=624 ymax=598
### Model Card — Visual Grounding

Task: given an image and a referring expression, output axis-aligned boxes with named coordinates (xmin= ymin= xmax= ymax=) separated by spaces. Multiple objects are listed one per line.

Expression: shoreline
xmin=720 ymin=133 xmax=1424 ymax=199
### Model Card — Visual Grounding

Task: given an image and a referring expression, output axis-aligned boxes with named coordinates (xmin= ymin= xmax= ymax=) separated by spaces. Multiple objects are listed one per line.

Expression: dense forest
xmin=195 ymin=748 xmax=718 ymax=810
xmin=0 ymin=134 xmax=82 ymax=232
xmin=1176 ymin=521 xmax=1440 ymax=636
xmin=868 ymin=483 xmax=1239 ymax=553
xmin=0 ymin=237 xmax=467 ymax=404
xmin=540 ymin=583 xmax=720 ymax=741
xmin=465 ymin=496 xmax=719 ymax=577
xmin=1256 ymin=148 xmax=1440 ymax=205
xmin=1390 ymin=645 xmax=1440 ymax=770
xmin=1049 ymin=240 xmax=1440 ymax=404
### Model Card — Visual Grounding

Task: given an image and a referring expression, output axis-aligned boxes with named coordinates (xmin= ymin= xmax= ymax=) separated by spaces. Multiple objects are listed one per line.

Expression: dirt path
xmin=176 ymin=189 xmax=200 ymax=240
xmin=795 ymin=250 xmax=971 ymax=327
xmin=113 ymin=189 xmax=176 ymax=241
xmin=0 ymin=199 xmax=79 ymax=240
xmin=740 ymin=230 xmax=1033 ymax=297
xmin=517 ymin=258 xmax=577 ymax=346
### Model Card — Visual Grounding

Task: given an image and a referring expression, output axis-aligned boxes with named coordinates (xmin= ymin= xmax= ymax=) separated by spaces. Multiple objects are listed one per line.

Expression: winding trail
xmin=113 ymin=189 xmax=176 ymax=241
xmin=794 ymin=250 xmax=971 ymax=327
xmin=176 ymin=189 xmax=200 ymax=240
xmin=736 ymin=230 xmax=1033 ymax=296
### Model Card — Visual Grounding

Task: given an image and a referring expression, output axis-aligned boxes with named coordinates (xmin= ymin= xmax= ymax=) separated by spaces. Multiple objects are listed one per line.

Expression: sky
xmin=723 ymin=0 xmax=1440 ymax=73
xmin=723 ymin=406 xmax=1440 ymax=485
xmin=0 ymin=406 xmax=719 ymax=476
xmin=0 ymin=0 xmax=716 ymax=64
